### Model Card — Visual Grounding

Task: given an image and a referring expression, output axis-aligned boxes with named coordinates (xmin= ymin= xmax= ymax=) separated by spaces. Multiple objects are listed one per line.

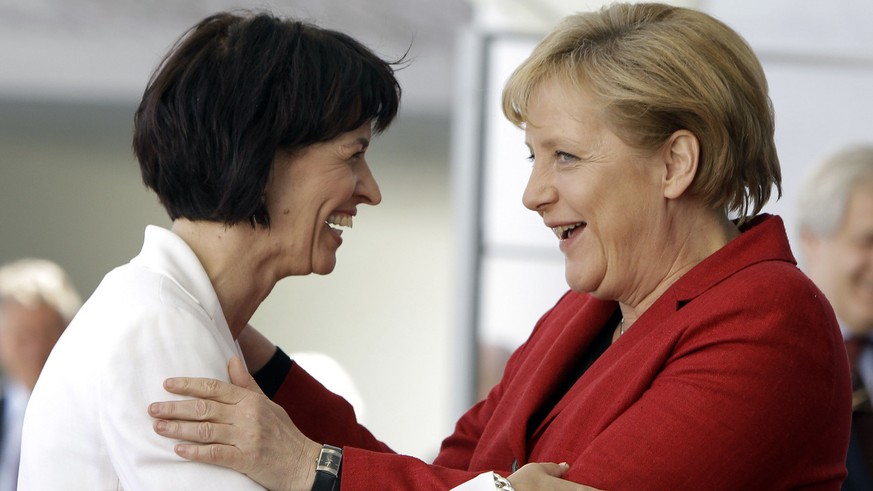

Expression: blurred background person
xmin=0 ymin=258 xmax=80 ymax=491
xmin=797 ymin=144 xmax=873 ymax=491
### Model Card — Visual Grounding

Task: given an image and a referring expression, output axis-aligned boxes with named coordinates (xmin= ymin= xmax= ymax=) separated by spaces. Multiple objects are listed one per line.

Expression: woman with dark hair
xmin=17 ymin=11 xmax=399 ymax=489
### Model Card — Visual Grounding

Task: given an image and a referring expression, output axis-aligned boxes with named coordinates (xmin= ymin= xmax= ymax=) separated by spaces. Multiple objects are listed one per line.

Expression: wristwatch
xmin=493 ymin=473 xmax=516 ymax=491
xmin=311 ymin=444 xmax=343 ymax=491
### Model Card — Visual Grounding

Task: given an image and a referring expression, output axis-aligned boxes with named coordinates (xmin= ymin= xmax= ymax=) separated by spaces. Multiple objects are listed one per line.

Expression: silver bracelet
xmin=493 ymin=472 xmax=516 ymax=491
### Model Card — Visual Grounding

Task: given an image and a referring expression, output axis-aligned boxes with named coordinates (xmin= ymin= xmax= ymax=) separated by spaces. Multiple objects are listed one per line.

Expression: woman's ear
xmin=662 ymin=129 xmax=699 ymax=200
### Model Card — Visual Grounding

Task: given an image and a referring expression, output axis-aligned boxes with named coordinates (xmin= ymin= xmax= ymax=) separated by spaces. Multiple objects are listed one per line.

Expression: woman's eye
xmin=555 ymin=151 xmax=577 ymax=163
xmin=526 ymin=153 xmax=535 ymax=163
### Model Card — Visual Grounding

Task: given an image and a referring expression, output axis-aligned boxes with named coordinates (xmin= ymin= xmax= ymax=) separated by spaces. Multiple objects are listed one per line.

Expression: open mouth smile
xmin=551 ymin=222 xmax=585 ymax=240
xmin=326 ymin=214 xmax=353 ymax=236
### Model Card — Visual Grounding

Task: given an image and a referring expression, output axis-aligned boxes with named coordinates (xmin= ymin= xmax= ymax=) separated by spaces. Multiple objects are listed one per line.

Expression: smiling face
xmin=803 ymin=182 xmax=873 ymax=335
xmin=522 ymin=78 xmax=675 ymax=302
xmin=263 ymin=122 xmax=381 ymax=276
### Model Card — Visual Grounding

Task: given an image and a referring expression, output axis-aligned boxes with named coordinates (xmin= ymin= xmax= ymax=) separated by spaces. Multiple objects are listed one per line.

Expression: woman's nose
xmin=522 ymin=160 xmax=556 ymax=212
xmin=356 ymin=161 xmax=382 ymax=206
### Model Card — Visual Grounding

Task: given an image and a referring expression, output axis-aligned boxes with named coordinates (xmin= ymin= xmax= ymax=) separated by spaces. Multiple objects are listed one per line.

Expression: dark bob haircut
xmin=133 ymin=11 xmax=402 ymax=226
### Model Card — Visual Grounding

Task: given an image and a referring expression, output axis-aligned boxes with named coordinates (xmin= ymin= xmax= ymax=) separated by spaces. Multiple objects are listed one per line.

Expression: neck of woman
xmin=619 ymin=207 xmax=740 ymax=330
xmin=171 ymin=219 xmax=276 ymax=339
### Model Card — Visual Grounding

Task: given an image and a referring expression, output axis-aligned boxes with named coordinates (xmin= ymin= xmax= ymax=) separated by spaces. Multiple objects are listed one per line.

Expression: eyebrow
xmin=343 ymin=137 xmax=370 ymax=150
xmin=525 ymin=137 xmax=562 ymax=151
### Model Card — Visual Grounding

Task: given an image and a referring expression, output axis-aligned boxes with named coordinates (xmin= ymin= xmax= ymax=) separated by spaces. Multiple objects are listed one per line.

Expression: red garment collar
xmin=667 ymin=213 xmax=795 ymax=305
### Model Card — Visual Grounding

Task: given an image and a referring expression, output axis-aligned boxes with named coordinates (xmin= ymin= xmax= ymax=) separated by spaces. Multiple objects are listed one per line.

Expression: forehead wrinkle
xmin=529 ymin=84 xmax=606 ymax=135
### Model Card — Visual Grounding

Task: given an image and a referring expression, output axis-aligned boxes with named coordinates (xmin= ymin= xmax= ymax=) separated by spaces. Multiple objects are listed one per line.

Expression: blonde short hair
xmin=0 ymin=258 xmax=81 ymax=324
xmin=503 ymin=2 xmax=781 ymax=223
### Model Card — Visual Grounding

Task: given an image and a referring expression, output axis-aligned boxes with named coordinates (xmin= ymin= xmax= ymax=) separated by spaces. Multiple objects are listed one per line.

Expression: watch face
xmin=316 ymin=445 xmax=343 ymax=475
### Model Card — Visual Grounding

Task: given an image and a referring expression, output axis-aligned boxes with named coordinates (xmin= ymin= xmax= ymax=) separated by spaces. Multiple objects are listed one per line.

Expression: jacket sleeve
xmin=433 ymin=349 xmax=517 ymax=472
xmin=270 ymin=361 xmax=485 ymax=489
xmin=271 ymin=361 xmax=391 ymax=452
xmin=102 ymin=309 xmax=268 ymax=490
xmin=433 ymin=297 xmax=561 ymax=474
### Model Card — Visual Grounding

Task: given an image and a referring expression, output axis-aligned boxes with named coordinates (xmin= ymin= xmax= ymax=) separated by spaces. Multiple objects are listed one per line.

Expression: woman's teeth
xmin=326 ymin=214 xmax=353 ymax=232
xmin=551 ymin=222 xmax=584 ymax=240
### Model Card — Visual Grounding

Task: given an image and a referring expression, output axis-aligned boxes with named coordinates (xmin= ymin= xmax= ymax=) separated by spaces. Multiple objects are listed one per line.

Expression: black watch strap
xmin=312 ymin=444 xmax=342 ymax=491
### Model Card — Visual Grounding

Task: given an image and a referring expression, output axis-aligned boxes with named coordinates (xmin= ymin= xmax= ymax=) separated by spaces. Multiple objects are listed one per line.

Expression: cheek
xmin=276 ymin=204 xmax=314 ymax=231
xmin=25 ymin=327 xmax=58 ymax=350
xmin=1 ymin=329 xmax=45 ymax=362
xmin=835 ymin=243 xmax=869 ymax=275
xmin=0 ymin=336 xmax=12 ymax=362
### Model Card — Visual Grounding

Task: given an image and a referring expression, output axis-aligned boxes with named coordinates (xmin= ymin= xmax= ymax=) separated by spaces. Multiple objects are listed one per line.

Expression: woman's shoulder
xmin=59 ymin=263 xmax=223 ymax=370
xmin=681 ymin=259 xmax=841 ymax=365
xmin=719 ymin=258 xmax=829 ymax=315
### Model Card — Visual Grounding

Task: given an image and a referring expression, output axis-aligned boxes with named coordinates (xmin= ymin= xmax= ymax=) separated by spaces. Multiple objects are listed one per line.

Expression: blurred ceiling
xmin=0 ymin=0 xmax=685 ymax=116
xmin=3 ymin=0 xmax=871 ymax=117
xmin=0 ymin=0 xmax=474 ymax=116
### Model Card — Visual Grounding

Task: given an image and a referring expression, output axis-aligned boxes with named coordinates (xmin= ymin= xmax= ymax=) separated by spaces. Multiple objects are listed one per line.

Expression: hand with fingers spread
xmin=149 ymin=357 xmax=320 ymax=491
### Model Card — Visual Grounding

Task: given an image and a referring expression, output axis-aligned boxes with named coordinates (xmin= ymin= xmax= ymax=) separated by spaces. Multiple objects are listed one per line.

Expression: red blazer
xmin=273 ymin=215 xmax=852 ymax=490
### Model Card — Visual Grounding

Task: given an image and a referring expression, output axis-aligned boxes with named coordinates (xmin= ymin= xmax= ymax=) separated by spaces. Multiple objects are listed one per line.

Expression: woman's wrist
xmin=237 ymin=323 xmax=279 ymax=373
xmin=252 ymin=347 xmax=292 ymax=399
xmin=296 ymin=439 xmax=322 ymax=491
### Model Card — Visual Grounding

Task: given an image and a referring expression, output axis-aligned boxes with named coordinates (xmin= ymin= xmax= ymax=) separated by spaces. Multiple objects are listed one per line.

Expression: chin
xmin=312 ymin=259 xmax=338 ymax=276
xmin=566 ymin=278 xmax=594 ymax=295
xmin=565 ymin=271 xmax=609 ymax=298
xmin=565 ymin=266 xmax=593 ymax=292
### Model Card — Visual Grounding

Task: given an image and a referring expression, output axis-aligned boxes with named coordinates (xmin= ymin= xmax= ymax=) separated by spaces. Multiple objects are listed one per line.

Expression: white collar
xmin=130 ymin=225 xmax=223 ymax=323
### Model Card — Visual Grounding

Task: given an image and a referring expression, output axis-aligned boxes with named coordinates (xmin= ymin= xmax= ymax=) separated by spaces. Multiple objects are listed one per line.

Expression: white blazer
xmin=18 ymin=226 xmax=264 ymax=490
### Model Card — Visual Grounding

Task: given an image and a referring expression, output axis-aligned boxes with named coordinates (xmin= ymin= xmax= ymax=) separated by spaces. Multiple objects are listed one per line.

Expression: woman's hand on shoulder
xmin=148 ymin=356 xmax=319 ymax=491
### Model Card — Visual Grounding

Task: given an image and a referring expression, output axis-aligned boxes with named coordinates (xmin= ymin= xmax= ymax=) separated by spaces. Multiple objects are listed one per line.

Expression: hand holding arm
xmin=451 ymin=463 xmax=600 ymax=491
xmin=508 ymin=463 xmax=602 ymax=491
xmin=148 ymin=356 xmax=319 ymax=491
